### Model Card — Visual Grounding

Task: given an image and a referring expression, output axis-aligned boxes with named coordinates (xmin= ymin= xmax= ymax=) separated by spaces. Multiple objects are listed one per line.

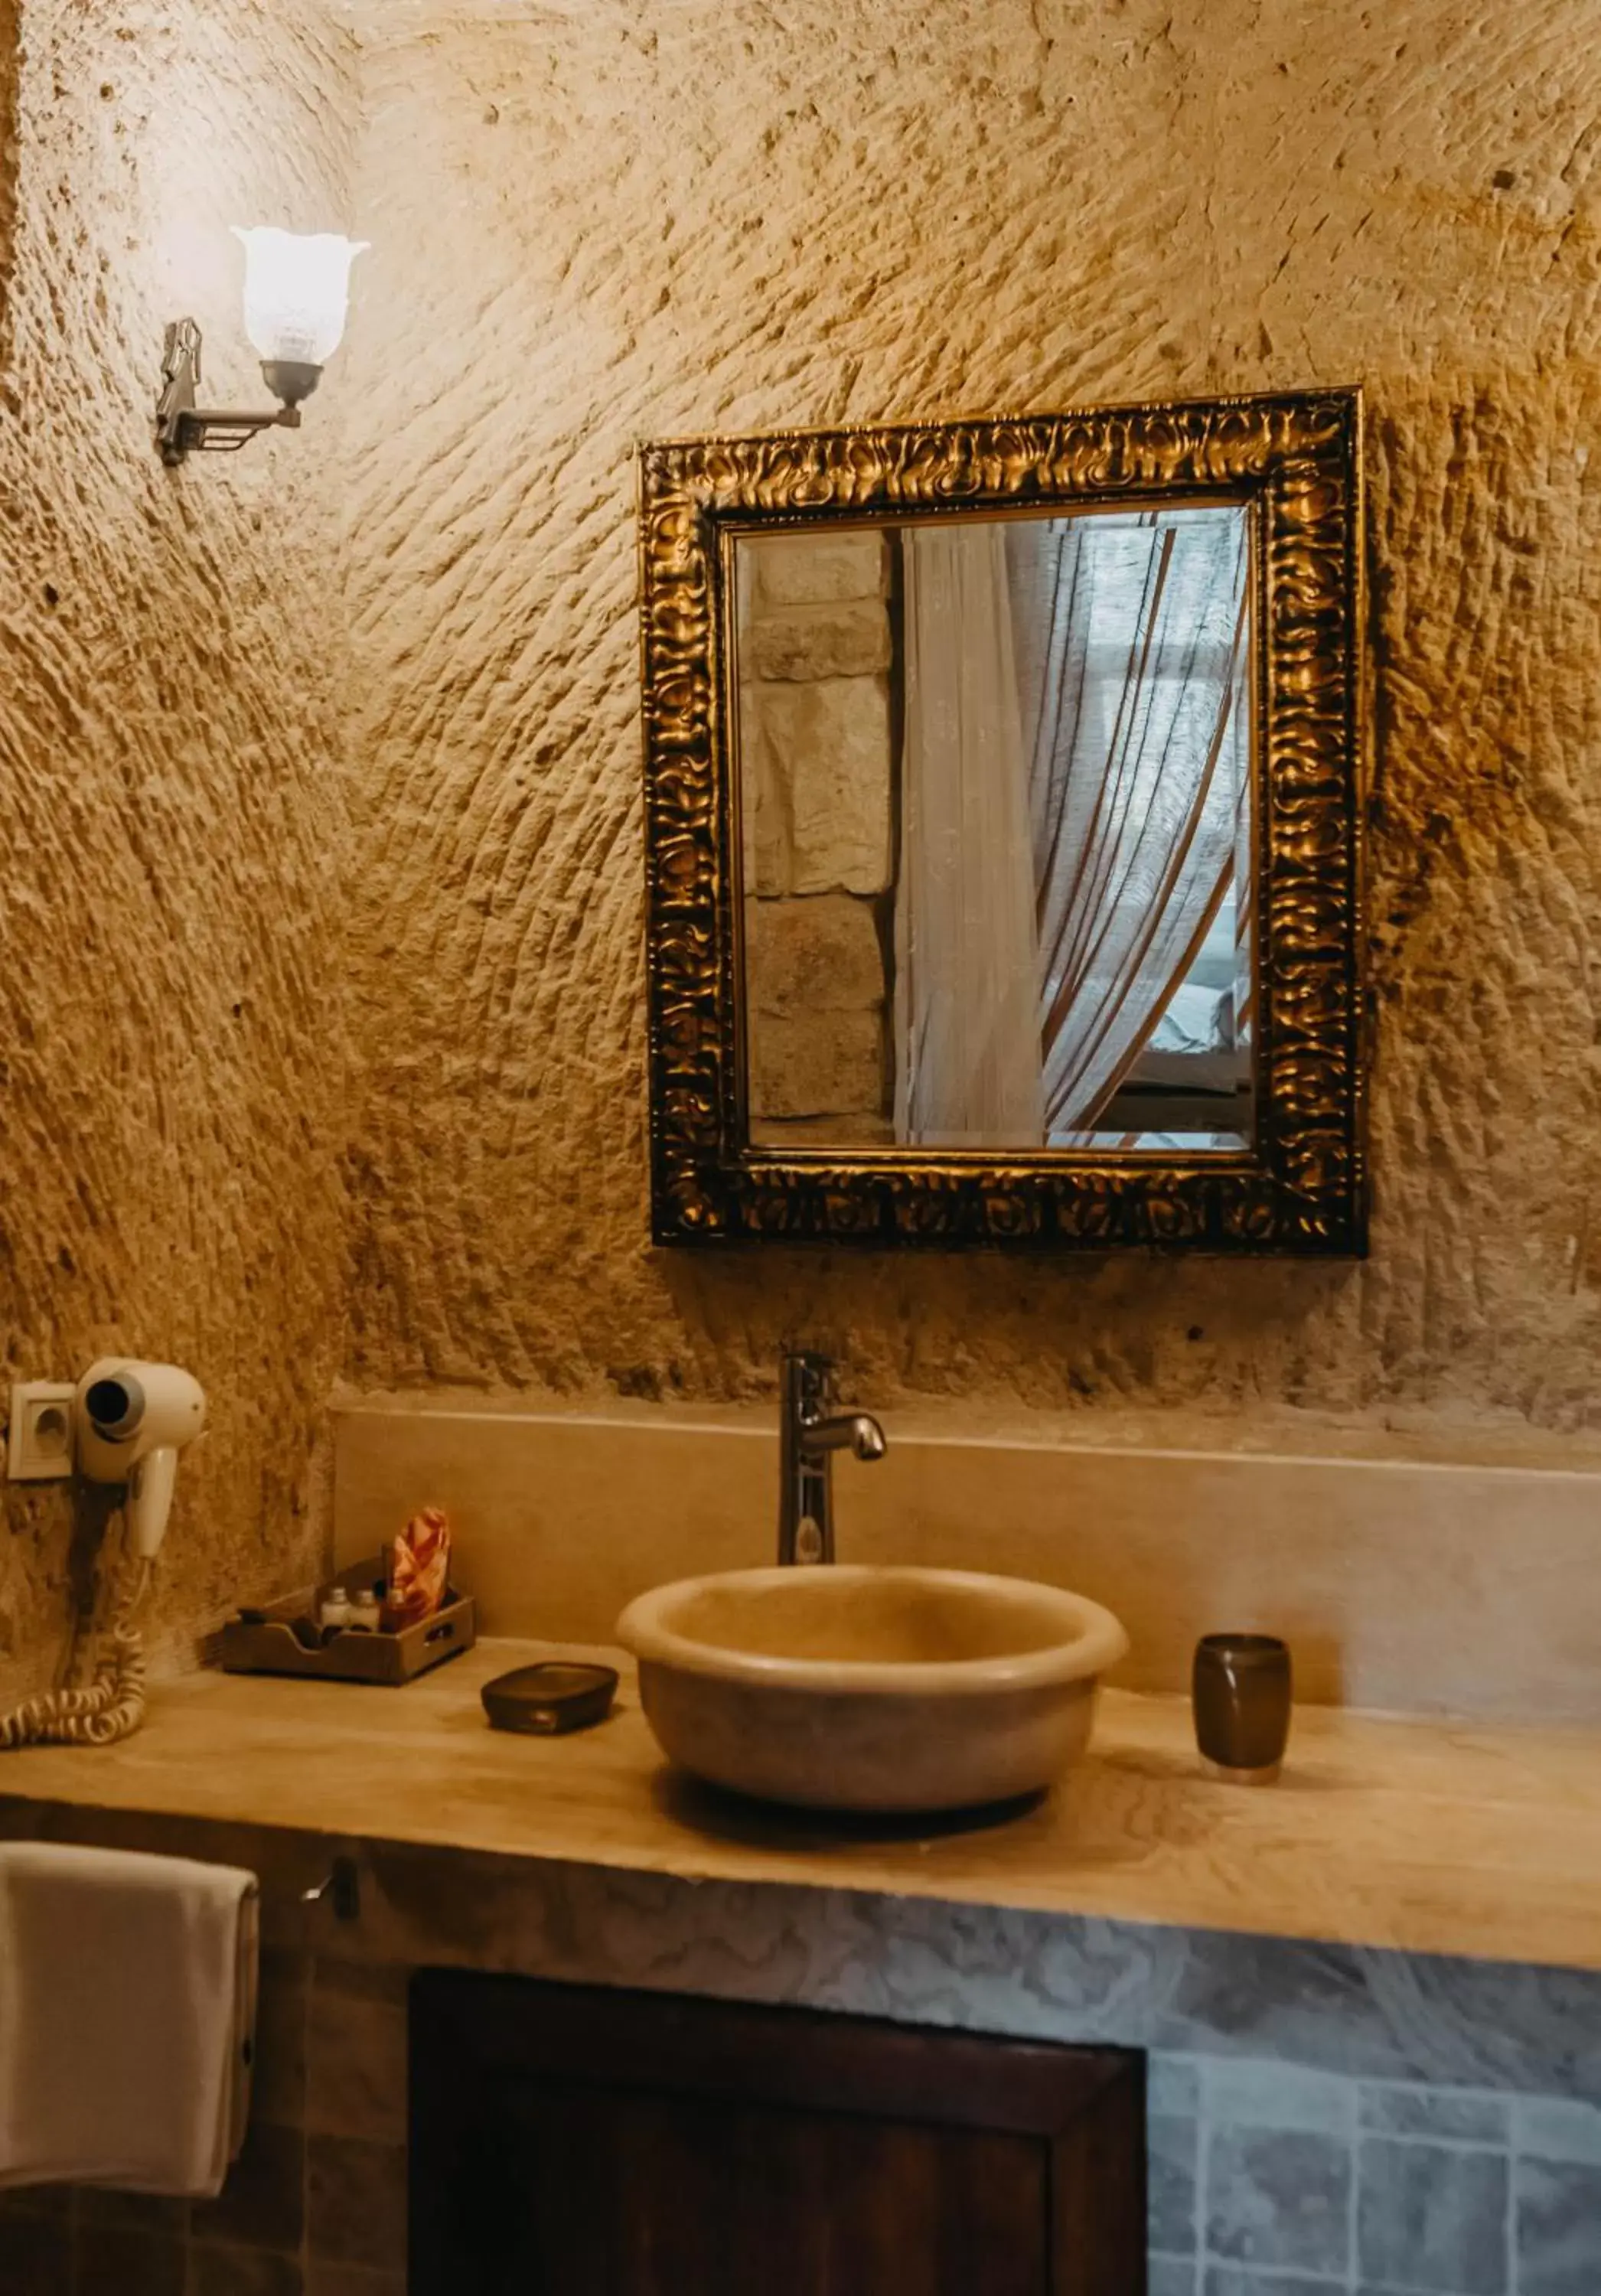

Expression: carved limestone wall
xmin=12 ymin=0 xmax=1601 ymax=1701
xmin=335 ymin=0 xmax=1601 ymax=1430
xmin=739 ymin=532 xmax=895 ymax=1141
xmin=328 ymin=0 xmax=1599 ymax=1426
xmin=0 ymin=0 xmax=360 ymax=1687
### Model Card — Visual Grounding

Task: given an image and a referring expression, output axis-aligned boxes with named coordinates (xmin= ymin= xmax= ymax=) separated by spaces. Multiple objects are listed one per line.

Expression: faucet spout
xmin=778 ymin=1352 xmax=888 ymax=1565
xmin=800 ymin=1411 xmax=888 ymax=1464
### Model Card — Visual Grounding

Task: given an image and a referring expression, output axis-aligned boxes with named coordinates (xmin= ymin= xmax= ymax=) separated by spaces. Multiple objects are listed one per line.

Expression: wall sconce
xmin=155 ymin=229 xmax=368 ymax=466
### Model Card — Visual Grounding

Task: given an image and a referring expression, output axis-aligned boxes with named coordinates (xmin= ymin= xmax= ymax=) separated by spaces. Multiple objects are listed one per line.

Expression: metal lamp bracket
xmin=155 ymin=319 xmax=319 ymax=466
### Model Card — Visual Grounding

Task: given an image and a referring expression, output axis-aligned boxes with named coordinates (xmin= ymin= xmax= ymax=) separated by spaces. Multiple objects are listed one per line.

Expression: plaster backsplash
xmin=0 ymin=0 xmax=360 ymax=1684
xmin=338 ymin=1 xmax=1601 ymax=1434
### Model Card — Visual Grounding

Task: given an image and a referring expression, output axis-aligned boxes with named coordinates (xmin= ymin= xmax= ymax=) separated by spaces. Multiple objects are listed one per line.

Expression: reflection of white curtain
xmin=895 ymin=527 xmax=1046 ymax=1147
xmin=1230 ymin=615 xmax=1256 ymax=1054
xmin=1006 ymin=509 xmax=1249 ymax=1136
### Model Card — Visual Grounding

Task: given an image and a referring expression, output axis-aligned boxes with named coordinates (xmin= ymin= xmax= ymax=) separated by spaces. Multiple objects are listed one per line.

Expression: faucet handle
xmin=782 ymin=1349 xmax=833 ymax=1414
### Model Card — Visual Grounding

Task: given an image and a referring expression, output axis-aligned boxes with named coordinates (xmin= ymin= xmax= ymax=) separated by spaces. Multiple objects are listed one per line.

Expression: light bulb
xmin=232 ymin=228 xmax=368 ymax=368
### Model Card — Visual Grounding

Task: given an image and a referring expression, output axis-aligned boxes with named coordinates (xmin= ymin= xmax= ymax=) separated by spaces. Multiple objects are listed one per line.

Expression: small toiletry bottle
xmin=319 ymin=1587 xmax=353 ymax=1634
xmin=347 ymin=1587 xmax=381 ymax=1633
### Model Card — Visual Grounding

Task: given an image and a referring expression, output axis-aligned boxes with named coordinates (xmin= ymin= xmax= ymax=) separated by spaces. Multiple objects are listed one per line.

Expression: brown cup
xmin=1192 ymin=1634 xmax=1292 ymax=1784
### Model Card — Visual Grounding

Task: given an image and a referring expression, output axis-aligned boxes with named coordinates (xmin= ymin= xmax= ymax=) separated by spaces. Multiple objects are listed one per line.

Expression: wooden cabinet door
xmin=410 ymin=1973 xmax=1145 ymax=2295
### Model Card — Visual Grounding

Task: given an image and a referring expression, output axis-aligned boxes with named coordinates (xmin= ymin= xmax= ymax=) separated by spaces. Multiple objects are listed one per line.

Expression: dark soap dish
xmin=481 ymin=1662 xmax=619 ymax=1737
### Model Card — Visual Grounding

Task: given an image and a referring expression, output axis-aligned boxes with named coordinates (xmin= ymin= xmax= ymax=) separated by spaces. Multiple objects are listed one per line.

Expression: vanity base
xmin=410 ymin=1972 xmax=1146 ymax=2293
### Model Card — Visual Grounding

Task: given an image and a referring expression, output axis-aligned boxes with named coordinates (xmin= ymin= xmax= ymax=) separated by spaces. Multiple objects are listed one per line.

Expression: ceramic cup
xmin=1192 ymin=1633 xmax=1292 ymax=1784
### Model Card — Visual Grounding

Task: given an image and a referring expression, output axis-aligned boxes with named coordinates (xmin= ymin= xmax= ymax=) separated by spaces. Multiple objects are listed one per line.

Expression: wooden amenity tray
xmin=219 ymin=1554 xmax=476 ymax=1686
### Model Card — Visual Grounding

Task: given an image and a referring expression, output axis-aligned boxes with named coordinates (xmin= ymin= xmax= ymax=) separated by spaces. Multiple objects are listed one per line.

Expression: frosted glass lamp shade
xmin=232 ymin=228 xmax=368 ymax=367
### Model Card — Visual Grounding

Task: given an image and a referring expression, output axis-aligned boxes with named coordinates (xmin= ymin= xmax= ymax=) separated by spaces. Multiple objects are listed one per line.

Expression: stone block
xmin=306 ymin=2269 xmax=406 ymax=2296
xmin=1205 ymin=2275 xmax=1345 ymax=2296
xmin=0 ymin=2187 xmax=71 ymax=2227
xmin=1205 ymin=2056 xmax=1355 ymax=2135
xmin=0 ymin=2212 xmax=71 ymax=2296
xmin=1356 ymin=2138 xmax=1508 ymax=2293
xmin=1360 ymin=2083 xmax=1509 ymax=2144
xmin=747 ymin=895 xmax=885 ymax=1018
xmin=190 ymin=2248 xmax=305 ymax=2296
xmin=745 ymin=714 xmax=784 ymax=895
xmin=749 ymin=1110 xmax=896 ymax=1146
xmin=76 ymin=2189 xmax=190 ymax=2239
xmin=1149 ymin=2055 xmax=1202 ymax=2118
xmin=748 ymin=600 xmax=892 ymax=683
xmin=745 ymin=530 xmax=889 ymax=608
xmin=192 ymin=2121 xmax=305 ymax=2255
xmin=1516 ymin=2157 xmax=1601 ymax=2296
xmin=1516 ymin=2096 xmax=1601 ymax=2163
xmin=744 ymin=675 xmax=893 ymax=895
xmin=1149 ymin=2113 xmax=1198 ymax=2258
xmin=307 ymin=1964 xmax=409 ymax=2145
xmin=1205 ymin=2126 xmax=1352 ymax=2277
xmin=307 ymin=2136 xmax=409 ymax=2272
xmin=748 ymin=1006 xmax=886 ymax=1120
xmin=72 ymin=2224 xmax=186 ymax=2296
xmin=253 ymin=1948 xmax=309 ymax=2128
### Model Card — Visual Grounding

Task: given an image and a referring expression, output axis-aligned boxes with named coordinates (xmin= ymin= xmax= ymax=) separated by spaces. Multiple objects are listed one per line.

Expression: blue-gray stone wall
xmin=1148 ymin=2055 xmax=1601 ymax=2296
xmin=4 ymin=1803 xmax=1599 ymax=2290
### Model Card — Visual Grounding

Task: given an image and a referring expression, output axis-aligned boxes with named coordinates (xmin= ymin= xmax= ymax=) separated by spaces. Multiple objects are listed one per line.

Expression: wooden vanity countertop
xmin=2 ymin=1638 xmax=1597 ymax=1973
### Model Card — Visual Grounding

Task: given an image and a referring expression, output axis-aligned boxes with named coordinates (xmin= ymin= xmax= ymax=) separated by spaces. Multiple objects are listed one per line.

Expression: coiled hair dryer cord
xmin=0 ymin=1554 xmax=152 ymax=1750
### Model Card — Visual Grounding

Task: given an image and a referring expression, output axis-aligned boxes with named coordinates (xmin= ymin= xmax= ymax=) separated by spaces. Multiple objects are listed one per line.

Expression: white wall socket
xmin=7 ymin=1383 xmax=77 ymax=1482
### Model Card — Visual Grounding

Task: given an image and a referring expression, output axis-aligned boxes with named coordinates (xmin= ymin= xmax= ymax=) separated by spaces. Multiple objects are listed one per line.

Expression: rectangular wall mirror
xmin=641 ymin=390 xmax=1365 ymax=1253
xmin=739 ymin=503 xmax=1255 ymax=1158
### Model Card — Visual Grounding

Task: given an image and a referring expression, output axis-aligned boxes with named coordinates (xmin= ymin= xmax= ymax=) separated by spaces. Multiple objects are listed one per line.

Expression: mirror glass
xmin=735 ymin=504 xmax=1255 ymax=1156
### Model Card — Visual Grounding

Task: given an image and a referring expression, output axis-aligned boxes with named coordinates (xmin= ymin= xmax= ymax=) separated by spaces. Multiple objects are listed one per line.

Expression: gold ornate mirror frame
xmin=638 ymin=387 xmax=1365 ymax=1253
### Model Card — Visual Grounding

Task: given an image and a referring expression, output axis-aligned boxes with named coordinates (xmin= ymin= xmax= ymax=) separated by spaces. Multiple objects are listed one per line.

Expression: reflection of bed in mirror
xmin=1063 ymin=925 xmax=1251 ymax=1152
xmin=738 ymin=503 xmax=1254 ymax=1160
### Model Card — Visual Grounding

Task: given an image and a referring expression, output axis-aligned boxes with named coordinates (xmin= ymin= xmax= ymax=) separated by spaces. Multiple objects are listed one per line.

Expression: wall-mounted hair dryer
xmin=74 ymin=1361 xmax=207 ymax=1559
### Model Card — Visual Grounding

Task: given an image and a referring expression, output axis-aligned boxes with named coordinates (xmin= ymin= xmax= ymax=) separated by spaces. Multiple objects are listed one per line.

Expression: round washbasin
xmin=616 ymin=1565 xmax=1129 ymax=1814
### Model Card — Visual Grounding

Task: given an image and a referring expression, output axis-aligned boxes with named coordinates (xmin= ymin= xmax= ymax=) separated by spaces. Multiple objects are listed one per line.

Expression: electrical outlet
xmin=7 ymin=1383 xmax=77 ymax=1482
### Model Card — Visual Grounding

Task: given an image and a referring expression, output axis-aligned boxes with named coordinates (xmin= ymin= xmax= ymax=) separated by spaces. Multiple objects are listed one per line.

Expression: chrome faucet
xmin=778 ymin=1351 xmax=887 ymax=1565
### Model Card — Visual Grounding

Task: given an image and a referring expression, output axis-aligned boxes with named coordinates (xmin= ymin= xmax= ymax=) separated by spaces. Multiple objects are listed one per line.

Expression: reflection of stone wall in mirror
xmin=736 ymin=507 xmax=1254 ymax=1159
xmin=739 ymin=533 xmax=896 ymax=1145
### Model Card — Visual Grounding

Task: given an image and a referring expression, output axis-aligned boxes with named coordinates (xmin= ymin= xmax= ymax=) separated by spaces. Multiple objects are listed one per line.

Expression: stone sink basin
xmin=616 ymin=1565 xmax=1129 ymax=1814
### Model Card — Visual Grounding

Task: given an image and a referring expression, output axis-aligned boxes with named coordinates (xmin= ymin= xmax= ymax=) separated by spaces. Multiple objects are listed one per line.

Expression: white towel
xmin=0 ymin=1841 xmax=258 ymax=2197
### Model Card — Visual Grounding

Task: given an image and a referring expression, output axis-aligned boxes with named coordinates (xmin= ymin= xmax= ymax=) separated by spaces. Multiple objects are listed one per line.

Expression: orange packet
xmin=383 ymin=1506 xmax=452 ymax=1632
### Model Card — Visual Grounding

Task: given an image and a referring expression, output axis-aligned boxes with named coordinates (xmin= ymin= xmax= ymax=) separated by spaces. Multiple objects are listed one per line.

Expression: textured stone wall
xmin=7 ymin=1792 xmax=1601 ymax=2294
xmin=10 ymin=1951 xmax=1599 ymax=2295
xmin=11 ymin=2 xmax=1596 ymax=1682
xmin=0 ymin=0 xmax=360 ymax=1685
xmin=341 ymin=0 xmax=1601 ymax=1430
